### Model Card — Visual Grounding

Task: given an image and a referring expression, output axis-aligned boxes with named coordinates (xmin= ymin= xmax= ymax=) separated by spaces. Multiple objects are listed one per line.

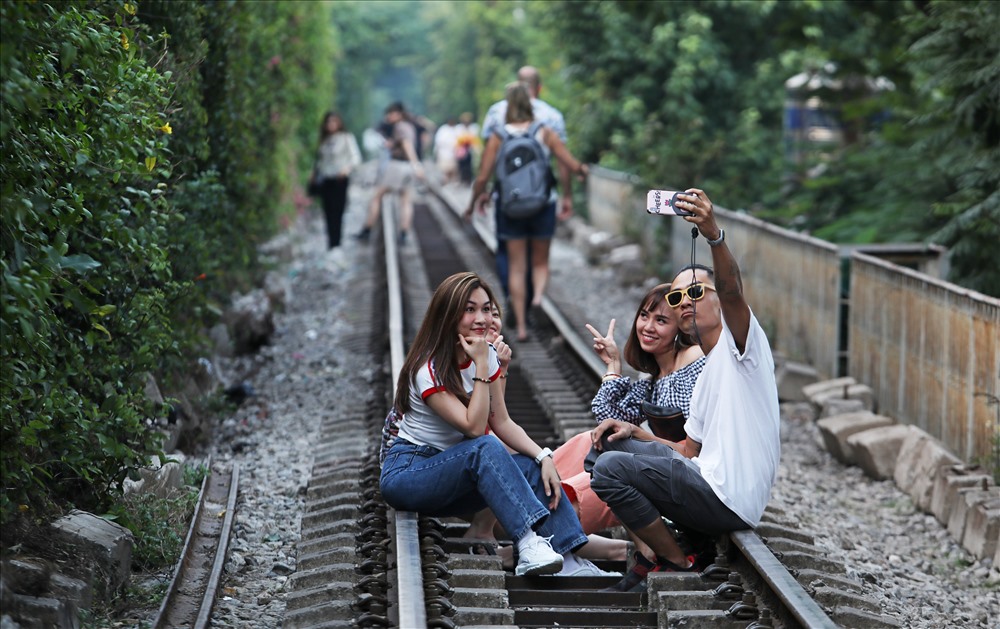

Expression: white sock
xmin=516 ymin=530 xmax=540 ymax=555
xmin=561 ymin=552 xmax=582 ymax=570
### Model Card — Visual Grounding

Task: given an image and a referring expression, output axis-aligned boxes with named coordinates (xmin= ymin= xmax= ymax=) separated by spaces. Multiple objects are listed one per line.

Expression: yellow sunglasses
xmin=665 ymin=283 xmax=716 ymax=307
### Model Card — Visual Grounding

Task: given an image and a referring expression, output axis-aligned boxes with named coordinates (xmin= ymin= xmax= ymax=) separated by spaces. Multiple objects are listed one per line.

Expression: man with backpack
xmin=476 ymin=67 xmax=578 ymax=326
xmin=467 ymin=82 xmax=587 ymax=342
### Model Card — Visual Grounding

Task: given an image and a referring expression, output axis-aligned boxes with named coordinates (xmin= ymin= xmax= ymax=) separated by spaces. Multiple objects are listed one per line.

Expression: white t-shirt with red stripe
xmin=397 ymin=346 xmax=502 ymax=451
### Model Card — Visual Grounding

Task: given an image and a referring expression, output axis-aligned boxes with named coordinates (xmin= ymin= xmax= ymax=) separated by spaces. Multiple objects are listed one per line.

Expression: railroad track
xmin=153 ymin=460 xmax=239 ymax=629
xmin=181 ymin=172 xmax=897 ymax=628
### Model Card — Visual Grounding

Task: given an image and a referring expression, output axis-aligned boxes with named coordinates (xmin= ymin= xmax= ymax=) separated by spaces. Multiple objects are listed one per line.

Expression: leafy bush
xmin=1 ymin=0 xmax=338 ymax=526
xmin=1 ymin=0 xmax=177 ymax=520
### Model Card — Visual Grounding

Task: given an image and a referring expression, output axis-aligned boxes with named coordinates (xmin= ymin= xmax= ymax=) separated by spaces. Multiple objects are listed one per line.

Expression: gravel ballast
xmin=195 ymin=181 xmax=997 ymax=628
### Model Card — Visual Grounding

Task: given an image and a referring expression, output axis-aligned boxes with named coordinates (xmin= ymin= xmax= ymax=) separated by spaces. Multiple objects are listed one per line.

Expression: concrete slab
xmin=816 ymin=412 xmax=894 ymax=465
xmin=847 ymin=424 xmax=911 ymax=480
xmin=929 ymin=467 xmax=992 ymax=525
xmin=776 ymin=361 xmax=821 ymax=402
xmin=946 ymin=488 xmax=995 ymax=543
xmin=450 ymin=586 xmax=508 ymax=608
xmin=893 ymin=426 xmax=962 ymax=512
xmin=810 ymin=383 xmax=875 ymax=412
xmin=960 ymin=498 xmax=1000 ymax=559
xmin=819 ymin=397 xmax=867 ymax=419
xmin=802 ymin=377 xmax=856 ymax=400
xmin=49 ymin=510 xmax=133 ymax=601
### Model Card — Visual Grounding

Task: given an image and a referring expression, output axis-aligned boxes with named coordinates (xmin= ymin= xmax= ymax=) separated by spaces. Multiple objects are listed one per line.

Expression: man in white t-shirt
xmin=590 ymin=188 xmax=780 ymax=592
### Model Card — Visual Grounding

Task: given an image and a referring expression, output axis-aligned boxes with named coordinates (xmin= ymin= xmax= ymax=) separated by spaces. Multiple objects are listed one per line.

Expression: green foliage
xmin=106 ymin=482 xmax=199 ymax=571
xmin=1 ymin=0 xmax=338 ymax=526
xmin=331 ymin=1 xmax=427 ymax=133
xmin=1 ymin=0 xmax=176 ymax=520
xmin=543 ymin=1 xmax=857 ymax=207
xmin=907 ymin=1 xmax=1000 ymax=296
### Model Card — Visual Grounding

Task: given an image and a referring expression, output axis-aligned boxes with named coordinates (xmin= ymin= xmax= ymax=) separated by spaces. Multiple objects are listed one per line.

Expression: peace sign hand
xmin=585 ymin=319 xmax=620 ymax=368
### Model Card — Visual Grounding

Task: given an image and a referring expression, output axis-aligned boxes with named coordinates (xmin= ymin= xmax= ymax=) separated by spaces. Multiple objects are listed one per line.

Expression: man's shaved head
xmin=517 ymin=66 xmax=541 ymax=96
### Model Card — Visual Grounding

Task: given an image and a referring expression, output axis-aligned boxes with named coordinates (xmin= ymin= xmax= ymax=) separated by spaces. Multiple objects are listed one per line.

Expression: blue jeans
xmin=380 ymin=434 xmax=587 ymax=554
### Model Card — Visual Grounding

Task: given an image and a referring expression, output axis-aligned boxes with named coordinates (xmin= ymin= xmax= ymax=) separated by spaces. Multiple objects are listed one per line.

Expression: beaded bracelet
xmin=601 ymin=373 xmax=622 ymax=383
xmin=499 ymin=372 xmax=508 ymax=379
xmin=472 ymin=376 xmax=491 ymax=384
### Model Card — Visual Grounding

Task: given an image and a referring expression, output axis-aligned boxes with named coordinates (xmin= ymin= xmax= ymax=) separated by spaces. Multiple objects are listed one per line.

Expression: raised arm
xmin=678 ymin=189 xmax=751 ymax=352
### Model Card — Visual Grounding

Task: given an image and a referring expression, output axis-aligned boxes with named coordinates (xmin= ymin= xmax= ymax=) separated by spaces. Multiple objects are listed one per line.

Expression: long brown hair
xmin=318 ymin=111 xmax=343 ymax=145
xmin=622 ymin=283 xmax=696 ymax=377
xmin=504 ymin=82 xmax=534 ymax=124
xmin=393 ymin=272 xmax=497 ymax=413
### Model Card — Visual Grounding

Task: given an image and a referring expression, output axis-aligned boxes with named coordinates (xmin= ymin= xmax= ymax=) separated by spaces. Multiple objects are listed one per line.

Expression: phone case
xmin=646 ymin=190 xmax=693 ymax=216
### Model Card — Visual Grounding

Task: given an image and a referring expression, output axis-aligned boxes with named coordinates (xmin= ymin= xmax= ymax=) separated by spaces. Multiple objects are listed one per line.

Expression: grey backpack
xmin=493 ymin=121 xmax=553 ymax=218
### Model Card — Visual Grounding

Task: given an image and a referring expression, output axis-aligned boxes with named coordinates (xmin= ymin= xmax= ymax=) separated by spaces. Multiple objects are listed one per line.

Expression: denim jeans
xmin=380 ymin=434 xmax=587 ymax=554
xmin=589 ymin=436 xmax=749 ymax=535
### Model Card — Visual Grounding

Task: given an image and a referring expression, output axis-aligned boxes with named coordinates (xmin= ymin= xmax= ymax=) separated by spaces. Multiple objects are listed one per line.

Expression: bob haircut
xmin=393 ymin=272 xmax=498 ymax=413
xmin=622 ymin=283 xmax=696 ymax=377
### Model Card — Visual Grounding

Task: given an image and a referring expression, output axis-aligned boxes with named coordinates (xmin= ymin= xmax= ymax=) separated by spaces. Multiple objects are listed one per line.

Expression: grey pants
xmin=589 ymin=436 xmax=749 ymax=535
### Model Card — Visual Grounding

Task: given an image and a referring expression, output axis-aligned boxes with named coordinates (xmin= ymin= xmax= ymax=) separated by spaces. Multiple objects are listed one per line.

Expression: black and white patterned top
xmin=591 ymin=356 xmax=707 ymax=425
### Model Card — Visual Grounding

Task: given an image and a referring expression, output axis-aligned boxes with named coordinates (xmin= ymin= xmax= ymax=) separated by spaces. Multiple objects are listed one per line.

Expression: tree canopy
xmin=336 ymin=0 xmax=998 ymax=296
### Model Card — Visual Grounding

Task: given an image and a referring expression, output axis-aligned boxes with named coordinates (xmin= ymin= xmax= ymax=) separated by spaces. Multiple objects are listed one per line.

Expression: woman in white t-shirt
xmin=379 ymin=272 xmax=589 ymax=576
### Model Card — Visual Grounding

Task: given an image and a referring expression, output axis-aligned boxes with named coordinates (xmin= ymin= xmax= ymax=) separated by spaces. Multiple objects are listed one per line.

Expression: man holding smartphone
xmin=589 ymin=189 xmax=781 ymax=592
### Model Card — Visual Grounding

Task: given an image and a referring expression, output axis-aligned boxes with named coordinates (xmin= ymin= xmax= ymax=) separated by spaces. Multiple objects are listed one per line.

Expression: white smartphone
xmin=646 ymin=189 xmax=694 ymax=217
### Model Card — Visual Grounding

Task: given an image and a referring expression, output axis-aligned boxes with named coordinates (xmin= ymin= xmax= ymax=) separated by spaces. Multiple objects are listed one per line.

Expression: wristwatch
xmin=706 ymin=229 xmax=726 ymax=247
xmin=534 ymin=447 xmax=553 ymax=465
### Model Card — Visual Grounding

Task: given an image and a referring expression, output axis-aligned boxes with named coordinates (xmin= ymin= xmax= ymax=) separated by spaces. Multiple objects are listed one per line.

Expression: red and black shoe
xmin=602 ymin=552 xmax=697 ymax=593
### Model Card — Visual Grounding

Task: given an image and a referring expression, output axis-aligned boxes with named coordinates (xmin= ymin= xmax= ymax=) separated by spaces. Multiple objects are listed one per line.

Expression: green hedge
xmin=0 ymin=0 xmax=337 ymax=525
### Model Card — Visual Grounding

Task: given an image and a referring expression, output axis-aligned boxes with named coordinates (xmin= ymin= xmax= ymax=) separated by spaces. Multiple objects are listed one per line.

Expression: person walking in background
xmin=434 ymin=116 xmax=460 ymax=185
xmin=479 ymin=66 xmax=575 ymax=321
xmin=356 ymin=102 xmax=424 ymax=245
xmin=310 ymin=111 xmax=361 ymax=263
xmin=455 ymin=112 xmax=480 ymax=185
xmin=469 ymin=82 xmax=587 ymax=342
xmin=589 ymin=190 xmax=781 ymax=593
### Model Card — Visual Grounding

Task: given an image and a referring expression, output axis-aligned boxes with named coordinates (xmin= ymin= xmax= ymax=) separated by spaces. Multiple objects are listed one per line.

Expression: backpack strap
xmin=527 ymin=120 xmax=546 ymax=138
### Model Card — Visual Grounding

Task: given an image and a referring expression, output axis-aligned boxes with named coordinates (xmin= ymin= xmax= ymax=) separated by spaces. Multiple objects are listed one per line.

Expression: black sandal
xmin=467 ymin=540 xmax=498 ymax=556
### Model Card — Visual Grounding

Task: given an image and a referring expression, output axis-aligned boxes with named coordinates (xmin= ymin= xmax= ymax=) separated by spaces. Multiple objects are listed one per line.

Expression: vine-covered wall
xmin=0 ymin=0 xmax=337 ymax=524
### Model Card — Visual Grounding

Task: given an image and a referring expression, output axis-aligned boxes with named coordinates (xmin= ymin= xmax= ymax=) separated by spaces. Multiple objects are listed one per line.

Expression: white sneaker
xmin=324 ymin=247 xmax=347 ymax=271
xmin=557 ymin=556 xmax=622 ymax=577
xmin=515 ymin=535 xmax=563 ymax=576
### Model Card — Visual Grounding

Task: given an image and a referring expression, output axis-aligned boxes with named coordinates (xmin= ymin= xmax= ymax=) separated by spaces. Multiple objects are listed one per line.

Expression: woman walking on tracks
xmin=310 ymin=111 xmax=361 ymax=259
xmin=379 ymin=272 xmax=587 ymax=576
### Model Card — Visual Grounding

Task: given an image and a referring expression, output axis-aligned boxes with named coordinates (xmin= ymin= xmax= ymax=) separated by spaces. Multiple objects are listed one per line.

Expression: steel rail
xmin=381 ymin=196 xmax=427 ymax=629
xmin=730 ymin=531 xmax=838 ymax=629
xmin=194 ymin=463 xmax=239 ymax=629
xmin=425 ymin=176 xmax=841 ymax=628
xmin=153 ymin=460 xmax=239 ymax=629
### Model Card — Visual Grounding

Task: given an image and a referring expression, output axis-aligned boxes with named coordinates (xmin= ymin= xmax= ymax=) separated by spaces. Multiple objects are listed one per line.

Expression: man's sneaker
xmin=558 ymin=556 xmax=622 ymax=577
xmin=602 ymin=552 xmax=695 ymax=592
xmin=515 ymin=535 xmax=563 ymax=576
